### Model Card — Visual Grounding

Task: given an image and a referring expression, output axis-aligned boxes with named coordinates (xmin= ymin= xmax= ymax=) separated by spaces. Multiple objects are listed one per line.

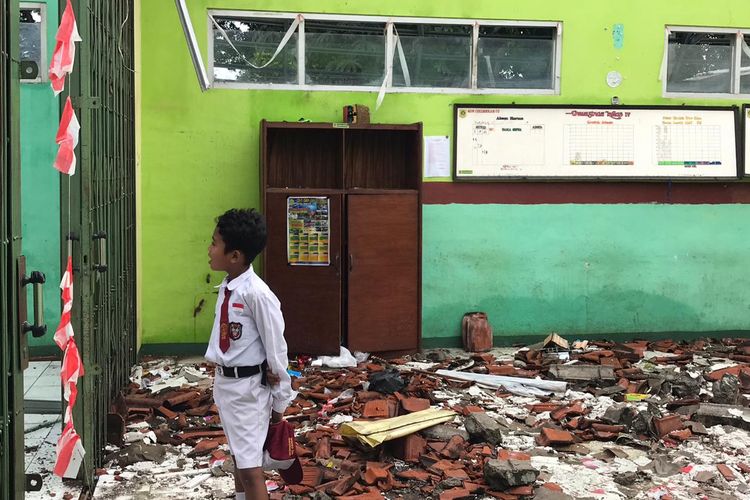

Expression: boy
xmin=205 ymin=208 xmax=293 ymax=500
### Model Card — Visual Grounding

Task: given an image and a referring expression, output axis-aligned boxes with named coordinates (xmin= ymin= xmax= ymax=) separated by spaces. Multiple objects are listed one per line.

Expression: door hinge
xmin=71 ymin=96 xmax=101 ymax=110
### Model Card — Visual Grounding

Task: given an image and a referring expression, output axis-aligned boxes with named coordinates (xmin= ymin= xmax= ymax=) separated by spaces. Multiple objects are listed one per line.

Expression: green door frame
xmin=1 ymin=0 xmax=25 ymax=498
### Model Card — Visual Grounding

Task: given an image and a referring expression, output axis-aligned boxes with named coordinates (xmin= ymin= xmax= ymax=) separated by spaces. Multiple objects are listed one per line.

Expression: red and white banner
xmin=49 ymin=0 xmax=81 ymax=95
xmin=53 ymin=257 xmax=85 ymax=478
xmin=51 ymin=0 xmax=86 ymax=479
xmin=54 ymin=97 xmax=80 ymax=175
xmin=54 ymin=255 xmax=74 ymax=348
xmin=53 ymin=422 xmax=85 ymax=479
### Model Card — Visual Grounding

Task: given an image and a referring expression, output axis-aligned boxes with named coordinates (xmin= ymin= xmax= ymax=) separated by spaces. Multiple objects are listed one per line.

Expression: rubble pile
xmin=94 ymin=338 xmax=750 ymax=499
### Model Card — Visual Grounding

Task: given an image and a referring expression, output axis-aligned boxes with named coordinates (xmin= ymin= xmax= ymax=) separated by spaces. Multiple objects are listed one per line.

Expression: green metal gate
xmin=1 ymin=0 xmax=24 ymax=499
xmin=62 ymin=0 xmax=137 ymax=486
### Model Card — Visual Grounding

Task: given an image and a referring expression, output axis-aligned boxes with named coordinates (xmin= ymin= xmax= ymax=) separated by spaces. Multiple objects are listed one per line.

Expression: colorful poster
xmin=287 ymin=197 xmax=330 ymax=266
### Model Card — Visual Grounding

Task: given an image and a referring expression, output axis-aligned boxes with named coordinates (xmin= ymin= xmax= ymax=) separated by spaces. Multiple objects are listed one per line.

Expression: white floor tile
xmin=25 ymin=384 xmax=61 ymax=402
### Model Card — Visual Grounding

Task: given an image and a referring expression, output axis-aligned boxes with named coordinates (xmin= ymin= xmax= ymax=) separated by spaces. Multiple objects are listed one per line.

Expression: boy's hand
xmin=271 ymin=410 xmax=283 ymax=423
xmin=265 ymin=368 xmax=281 ymax=386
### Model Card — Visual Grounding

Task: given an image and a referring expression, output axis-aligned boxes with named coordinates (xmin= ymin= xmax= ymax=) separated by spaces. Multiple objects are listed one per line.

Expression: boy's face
xmin=208 ymin=228 xmax=242 ymax=272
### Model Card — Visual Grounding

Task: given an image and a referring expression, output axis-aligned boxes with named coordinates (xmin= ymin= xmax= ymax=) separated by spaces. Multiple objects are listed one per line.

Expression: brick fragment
xmin=440 ymin=435 xmax=466 ymax=460
xmin=363 ymin=400 xmax=389 ymax=418
xmin=653 ymin=414 xmax=684 ymax=438
xmin=717 ymin=464 xmax=736 ymax=481
xmin=155 ymin=406 xmax=177 ymax=420
xmin=400 ymin=397 xmax=430 ymax=413
xmin=389 ymin=433 xmax=426 ymax=462
xmin=536 ymin=427 xmax=575 ymax=446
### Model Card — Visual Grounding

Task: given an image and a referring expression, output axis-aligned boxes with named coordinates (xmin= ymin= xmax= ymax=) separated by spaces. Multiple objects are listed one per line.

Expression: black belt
xmin=218 ymin=360 xmax=268 ymax=385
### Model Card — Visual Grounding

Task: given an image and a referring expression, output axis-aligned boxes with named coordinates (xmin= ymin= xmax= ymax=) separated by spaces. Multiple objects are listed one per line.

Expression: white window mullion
xmin=471 ymin=23 xmax=479 ymax=89
xmin=298 ymin=15 xmax=305 ymax=86
xmin=733 ymin=31 xmax=743 ymax=94
xmin=386 ymin=22 xmax=394 ymax=87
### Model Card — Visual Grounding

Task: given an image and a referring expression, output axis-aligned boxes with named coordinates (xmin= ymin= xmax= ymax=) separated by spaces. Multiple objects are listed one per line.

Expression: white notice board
xmin=454 ymin=105 xmax=739 ymax=180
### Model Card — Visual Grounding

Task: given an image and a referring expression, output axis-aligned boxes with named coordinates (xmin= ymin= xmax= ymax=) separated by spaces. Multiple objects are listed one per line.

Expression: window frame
xmin=663 ymin=25 xmax=750 ymax=99
xmin=19 ymin=2 xmax=47 ymax=83
xmin=207 ymin=10 xmax=562 ymax=95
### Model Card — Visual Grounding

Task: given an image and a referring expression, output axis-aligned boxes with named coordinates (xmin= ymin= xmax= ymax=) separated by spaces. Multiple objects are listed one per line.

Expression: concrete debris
xmin=93 ymin=338 xmax=750 ymax=499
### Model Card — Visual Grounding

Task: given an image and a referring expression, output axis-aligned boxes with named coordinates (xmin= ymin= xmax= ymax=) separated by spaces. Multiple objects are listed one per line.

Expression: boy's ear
xmin=230 ymin=249 xmax=242 ymax=262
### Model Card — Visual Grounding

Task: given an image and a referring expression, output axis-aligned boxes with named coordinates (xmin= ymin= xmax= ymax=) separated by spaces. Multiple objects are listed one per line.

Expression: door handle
xmin=93 ymin=231 xmax=108 ymax=272
xmin=348 ymin=254 xmax=353 ymax=272
xmin=334 ymin=254 xmax=340 ymax=277
xmin=22 ymin=271 xmax=47 ymax=338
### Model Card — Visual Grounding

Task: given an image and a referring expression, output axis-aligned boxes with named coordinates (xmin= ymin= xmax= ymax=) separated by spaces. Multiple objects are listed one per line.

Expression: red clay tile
xmin=390 ymin=433 xmax=426 ymax=462
xmin=536 ymin=427 xmax=575 ymax=446
xmin=400 ymin=397 xmax=431 ymax=413
xmin=363 ymin=400 xmax=389 ymax=418
xmin=441 ymin=435 xmax=466 ymax=459
xmin=717 ymin=464 xmax=736 ymax=481
xmin=653 ymin=415 xmax=684 ymax=438
xmin=395 ymin=469 xmax=431 ymax=482
xmin=439 ymin=488 xmax=471 ymax=500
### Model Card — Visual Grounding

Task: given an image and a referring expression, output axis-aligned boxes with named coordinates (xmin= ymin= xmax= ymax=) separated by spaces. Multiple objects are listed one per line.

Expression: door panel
xmin=265 ymin=192 xmax=342 ymax=355
xmin=347 ymin=194 xmax=419 ymax=352
xmin=1 ymin=0 xmax=24 ymax=497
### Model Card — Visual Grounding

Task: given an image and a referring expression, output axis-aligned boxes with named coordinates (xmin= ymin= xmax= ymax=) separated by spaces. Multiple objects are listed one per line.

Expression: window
xmin=392 ymin=24 xmax=471 ymax=89
xmin=665 ymin=27 xmax=750 ymax=96
xmin=209 ymin=11 xmax=561 ymax=94
xmin=19 ymin=3 xmax=46 ymax=83
xmin=477 ymin=26 xmax=556 ymax=89
xmin=305 ymin=20 xmax=385 ymax=87
xmin=212 ymin=17 xmax=297 ymax=84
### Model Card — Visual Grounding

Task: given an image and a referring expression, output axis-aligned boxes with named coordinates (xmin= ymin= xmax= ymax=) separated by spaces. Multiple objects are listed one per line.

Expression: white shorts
xmin=213 ymin=372 xmax=272 ymax=469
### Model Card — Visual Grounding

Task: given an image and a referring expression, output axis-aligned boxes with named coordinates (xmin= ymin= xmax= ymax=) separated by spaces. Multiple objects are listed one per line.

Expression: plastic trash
xmin=311 ymin=346 xmax=358 ymax=368
xmin=368 ymin=369 xmax=406 ymax=394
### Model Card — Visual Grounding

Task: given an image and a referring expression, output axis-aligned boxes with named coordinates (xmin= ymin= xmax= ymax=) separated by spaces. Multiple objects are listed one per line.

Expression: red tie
xmin=219 ymin=288 xmax=231 ymax=353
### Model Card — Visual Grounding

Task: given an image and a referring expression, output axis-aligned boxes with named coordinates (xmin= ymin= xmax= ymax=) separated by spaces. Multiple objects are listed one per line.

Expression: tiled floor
xmin=23 ymin=360 xmax=82 ymax=499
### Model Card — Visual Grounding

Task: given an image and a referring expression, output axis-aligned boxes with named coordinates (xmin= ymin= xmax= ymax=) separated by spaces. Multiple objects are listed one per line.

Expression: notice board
xmin=454 ymin=105 xmax=739 ymax=180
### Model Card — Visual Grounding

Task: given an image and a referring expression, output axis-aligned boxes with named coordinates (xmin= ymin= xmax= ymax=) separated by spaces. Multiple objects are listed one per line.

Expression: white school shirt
xmin=204 ymin=265 xmax=293 ymax=414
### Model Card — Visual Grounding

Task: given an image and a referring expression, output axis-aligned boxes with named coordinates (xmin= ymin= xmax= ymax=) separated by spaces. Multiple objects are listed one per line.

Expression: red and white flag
xmin=54 ymin=255 xmax=74 ymax=348
xmin=53 ymin=422 xmax=85 ymax=478
xmin=54 ymin=97 xmax=80 ymax=175
xmin=49 ymin=0 xmax=81 ymax=95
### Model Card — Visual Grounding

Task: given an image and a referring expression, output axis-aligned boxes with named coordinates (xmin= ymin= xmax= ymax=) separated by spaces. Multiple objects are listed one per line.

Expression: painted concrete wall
xmin=21 ymin=0 xmax=59 ymax=351
xmin=140 ymin=0 xmax=750 ymax=347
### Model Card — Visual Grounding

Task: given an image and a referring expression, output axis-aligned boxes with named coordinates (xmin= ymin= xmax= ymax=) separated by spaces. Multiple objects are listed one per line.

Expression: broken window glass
xmin=666 ymin=31 xmax=733 ymax=94
xmin=477 ymin=26 xmax=555 ymax=89
xmin=212 ymin=17 xmax=298 ymax=84
xmin=19 ymin=6 xmax=44 ymax=82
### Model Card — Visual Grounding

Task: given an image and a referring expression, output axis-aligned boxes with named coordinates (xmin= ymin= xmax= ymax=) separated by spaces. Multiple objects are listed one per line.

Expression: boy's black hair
xmin=216 ymin=208 xmax=267 ymax=264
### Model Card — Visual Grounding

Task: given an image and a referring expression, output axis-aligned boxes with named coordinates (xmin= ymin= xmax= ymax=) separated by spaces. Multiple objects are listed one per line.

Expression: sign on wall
xmin=454 ymin=105 xmax=739 ymax=180
xmin=287 ymin=196 xmax=330 ymax=266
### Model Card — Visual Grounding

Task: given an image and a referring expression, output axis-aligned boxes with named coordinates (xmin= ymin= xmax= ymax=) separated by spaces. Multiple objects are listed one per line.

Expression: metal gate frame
xmin=1 ymin=0 xmax=25 ymax=499
xmin=62 ymin=0 xmax=137 ymax=486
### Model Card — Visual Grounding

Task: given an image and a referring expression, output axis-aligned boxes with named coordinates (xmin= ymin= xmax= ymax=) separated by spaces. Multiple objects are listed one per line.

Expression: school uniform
xmin=205 ymin=265 xmax=293 ymax=469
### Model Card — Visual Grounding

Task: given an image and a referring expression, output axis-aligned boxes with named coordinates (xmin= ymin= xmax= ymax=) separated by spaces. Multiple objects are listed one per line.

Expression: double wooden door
xmin=265 ymin=192 xmax=419 ymax=355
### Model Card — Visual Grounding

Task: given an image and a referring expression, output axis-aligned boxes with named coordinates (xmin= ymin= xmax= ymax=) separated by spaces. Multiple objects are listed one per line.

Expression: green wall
xmin=21 ymin=0 xmax=59 ymax=352
xmin=423 ymin=204 xmax=750 ymax=344
xmin=140 ymin=0 xmax=750 ymax=347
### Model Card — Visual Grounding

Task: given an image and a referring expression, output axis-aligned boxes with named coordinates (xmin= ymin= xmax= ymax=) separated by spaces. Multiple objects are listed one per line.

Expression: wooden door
xmin=347 ymin=194 xmax=419 ymax=352
xmin=265 ymin=192 xmax=342 ymax=355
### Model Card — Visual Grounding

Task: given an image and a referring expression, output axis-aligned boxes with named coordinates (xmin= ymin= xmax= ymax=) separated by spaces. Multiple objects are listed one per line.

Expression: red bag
xmin=263 ymin=420 xmax=302 ymax=484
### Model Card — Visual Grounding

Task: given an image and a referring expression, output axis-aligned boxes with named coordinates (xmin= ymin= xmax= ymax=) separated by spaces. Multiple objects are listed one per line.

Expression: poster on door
xmin=287 ymin=196 xmax=330 ymax=266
